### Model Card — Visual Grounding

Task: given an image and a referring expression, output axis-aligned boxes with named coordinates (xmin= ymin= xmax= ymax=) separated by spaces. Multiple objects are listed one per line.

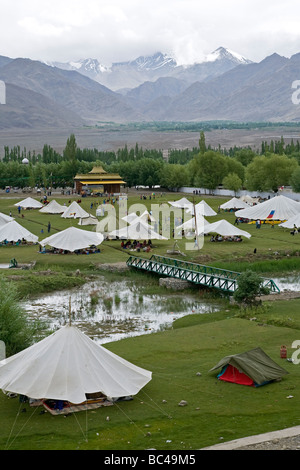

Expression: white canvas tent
xmin=220 ymin=197 xmax=250 ymax=210
xmin=40 ymin=227 xmax=104 ymax=252
xmin=240 ymin=195 xmax=260 ymax=205
xmin=186 ymin=200 xmax=217 ymax=216
xmin=78 ymin=215 xmax=98 ymax=226
xmin=140 ymin=210 xmax=156 ymax=223
xmin=176 ymin=215 xmax=209 ymax=236
xmin=235 ymin=195 xmax=300 ymax=221
xmin=122 ymin=212 xmax=141 ymax=224
xmin=0 ymin=324 xmax=152 ymax=404
xmin=14 ymin=197 xmax=43 ymax=209
xmin=168 ymin=197 xmax=193 ymax=209
xmin=204 ymin=219 xmax=251 ymax=239
xmin=39 ymin=200 xmax=65 ymax=214
xmin=0 ymin=212 xmax=14 ymax=227
xmin=122 ymin=210 xmax=155 ymax=224
xmin=109 ymin=219 xmax=167 ymax=240
xmin=96 ymin=204 xmax=109 ymax=217
xmin=0 ymin=220 xmax=38 ymax=243
xmin=279 ymin=212 xmax=300 ymax=229
xmin=61 ymin=201 xmax=89 ymax=219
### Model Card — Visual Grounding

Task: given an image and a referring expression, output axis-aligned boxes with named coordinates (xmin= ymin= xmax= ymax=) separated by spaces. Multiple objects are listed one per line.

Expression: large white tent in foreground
xmin=40 ymin=227 xmax=104 ymax=252
xmin=235 ymin=195 xmax=300 ymax=221
xmin=0 ymin=220 xmax=38 ymax=243
xmin=204 ymin=219 xmax=251 ymax=239
xmin=14 ymin=197 xmax=43 ymax=209
xmin=0 ymin=325 xmax=152 ymax=404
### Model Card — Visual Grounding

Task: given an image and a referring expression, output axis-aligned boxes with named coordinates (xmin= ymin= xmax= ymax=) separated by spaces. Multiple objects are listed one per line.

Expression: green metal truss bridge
xmin=126 ymin=254 xmax=280 ymax=294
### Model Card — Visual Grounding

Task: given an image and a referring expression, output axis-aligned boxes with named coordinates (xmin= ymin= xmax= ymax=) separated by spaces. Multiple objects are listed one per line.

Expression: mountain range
xmin=0 ymin=47 xmax=299 ymax=129
xmin=47 ymin=47 xmax=252 ymax=91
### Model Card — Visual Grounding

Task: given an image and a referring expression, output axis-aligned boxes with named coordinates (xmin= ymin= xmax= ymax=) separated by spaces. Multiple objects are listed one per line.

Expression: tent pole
xmin=193 ymin=197 xmax=200 ymax=251
xmin=69 ymin=296 xmax=72 ymax=326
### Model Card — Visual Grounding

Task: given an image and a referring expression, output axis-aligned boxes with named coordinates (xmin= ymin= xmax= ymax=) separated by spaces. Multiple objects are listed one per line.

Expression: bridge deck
xmin=126 ymin=255 xmax=280 ymax=294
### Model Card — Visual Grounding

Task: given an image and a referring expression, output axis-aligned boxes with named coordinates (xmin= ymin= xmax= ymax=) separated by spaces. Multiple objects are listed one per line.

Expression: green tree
xmin=63 ymin=134 xmax=77 ymax=162
xmin=263 ymin=154 xmax=298 ymax=192
xmin=137 ymin=158 xmax=163 ymax=187
xmin=222 ymin=173 xmax=242 ymax=195
xmin=234 ymin=148 xmax=256 ymax=167
xmin=199 ymin=131 xmax=206 ymax=154
xmin=245 ymin=156 xmax=268 ymax=191
xmin=0 ymin=276 xmax=39 ymax=356
xmin=160 ymin=164 xmax=189 ymax=191
xmin=225 ymin=157 xmax=245 ymax=183
xmin=290 ymin=167 xmax=300 ymax=192
xmin=233 ymin=270 xmax=270 ymax=307
xmin=188 ymin=150 xmax=227 ymax=191
xmin=245 ymin=154 xmax=298 ymax=192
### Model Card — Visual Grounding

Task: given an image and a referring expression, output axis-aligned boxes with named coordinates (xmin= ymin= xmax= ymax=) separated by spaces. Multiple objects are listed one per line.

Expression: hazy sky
xmin=1 ymin=0 xmax=300 ymax=65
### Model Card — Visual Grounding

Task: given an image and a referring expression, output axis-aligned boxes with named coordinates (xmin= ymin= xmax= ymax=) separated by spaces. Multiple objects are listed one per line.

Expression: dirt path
xmin=259 ymin=291 xmax=300 ymax=301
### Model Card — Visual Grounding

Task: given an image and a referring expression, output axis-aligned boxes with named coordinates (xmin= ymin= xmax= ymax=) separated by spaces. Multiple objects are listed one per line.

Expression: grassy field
xmin=1 ymin=311 xmax=300 ymax=450
xmin=1 ymin=191 xmax=300 ymax=274
xmin=0 ymin=191 xmax=300 ymax=451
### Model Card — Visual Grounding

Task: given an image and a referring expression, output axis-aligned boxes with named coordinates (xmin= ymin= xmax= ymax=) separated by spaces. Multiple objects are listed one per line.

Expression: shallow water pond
xmin=22 ymin=279 xmax=220 ymax=344
xmin=273 ymin=275 xmax=300 ymax=292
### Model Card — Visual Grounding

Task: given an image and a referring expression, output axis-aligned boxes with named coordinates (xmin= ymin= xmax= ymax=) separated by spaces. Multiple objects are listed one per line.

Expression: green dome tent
xmin=210 ymin=347 xmax=288 ymax=387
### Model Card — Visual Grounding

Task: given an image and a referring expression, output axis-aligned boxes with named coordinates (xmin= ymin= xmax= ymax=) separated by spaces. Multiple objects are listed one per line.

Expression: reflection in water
xmin=22 ymin=280 xmax=219 ymax=344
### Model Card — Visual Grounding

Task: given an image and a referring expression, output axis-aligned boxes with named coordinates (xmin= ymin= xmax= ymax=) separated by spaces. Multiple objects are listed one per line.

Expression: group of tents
xmin=1 ymin=193 xmax=300 ymax=252
xmin=169 ymin=196 xmax=252 ymax=239
xmin=0 ymin=198 xmax=103 ymax=252
xmin=0 ymin=211 xmax=39 ymax=244
xmin=0 ymin=195 xmax=294 ymax=417
xmin=168 ymin=194 xmax=300 ymax=240
xmin=0 ymin=322 xmax=288 ymax=416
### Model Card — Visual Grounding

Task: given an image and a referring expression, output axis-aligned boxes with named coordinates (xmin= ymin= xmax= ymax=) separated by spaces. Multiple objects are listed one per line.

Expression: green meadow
xmin=1 ymin=313 xmax=300 ymax=451
xmin=1 ymin=191 xmax=300 ymax=272
xmin=0 ymin=191 xmax=300 ymax=450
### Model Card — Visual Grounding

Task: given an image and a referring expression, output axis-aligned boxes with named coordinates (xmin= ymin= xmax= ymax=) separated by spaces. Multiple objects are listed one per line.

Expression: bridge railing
xmin=150 ymin=254 xmax=241 ymax=280
xmin=126 ymin=254 xmax=238 ymax=292
xmin=126 ymin=255 xmax=280 ymax=293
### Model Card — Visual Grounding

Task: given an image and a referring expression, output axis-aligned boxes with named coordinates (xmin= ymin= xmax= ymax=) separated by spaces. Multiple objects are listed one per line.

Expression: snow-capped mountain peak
xmin=205 ymin=47 xmax=252 ymax=64
xmin=70 ymin=58 xmax=110 ymax=74
xmin=128 ymin=52 xmax=177 ymax=71
xmin=45 ymin=47 xmax=252 ymax=90
xmin=46 ymin=58 xmax=110 ymax=74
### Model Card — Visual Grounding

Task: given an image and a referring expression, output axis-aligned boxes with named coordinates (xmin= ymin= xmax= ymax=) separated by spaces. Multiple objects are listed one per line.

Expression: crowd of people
xmin=39 ymin=245 xmax=101 ymax=255
xmin=210 ymin=235 xmax=242 ymax=243
xmin=0 ymin=238 xmax=34 ymax=246
xmin=121 ymin=239 xmax=153 ymax=252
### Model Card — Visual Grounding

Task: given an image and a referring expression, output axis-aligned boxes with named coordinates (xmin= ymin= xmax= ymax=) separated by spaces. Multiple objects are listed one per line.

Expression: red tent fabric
xmin=218 ymin=365 xmax=255 ymax=386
